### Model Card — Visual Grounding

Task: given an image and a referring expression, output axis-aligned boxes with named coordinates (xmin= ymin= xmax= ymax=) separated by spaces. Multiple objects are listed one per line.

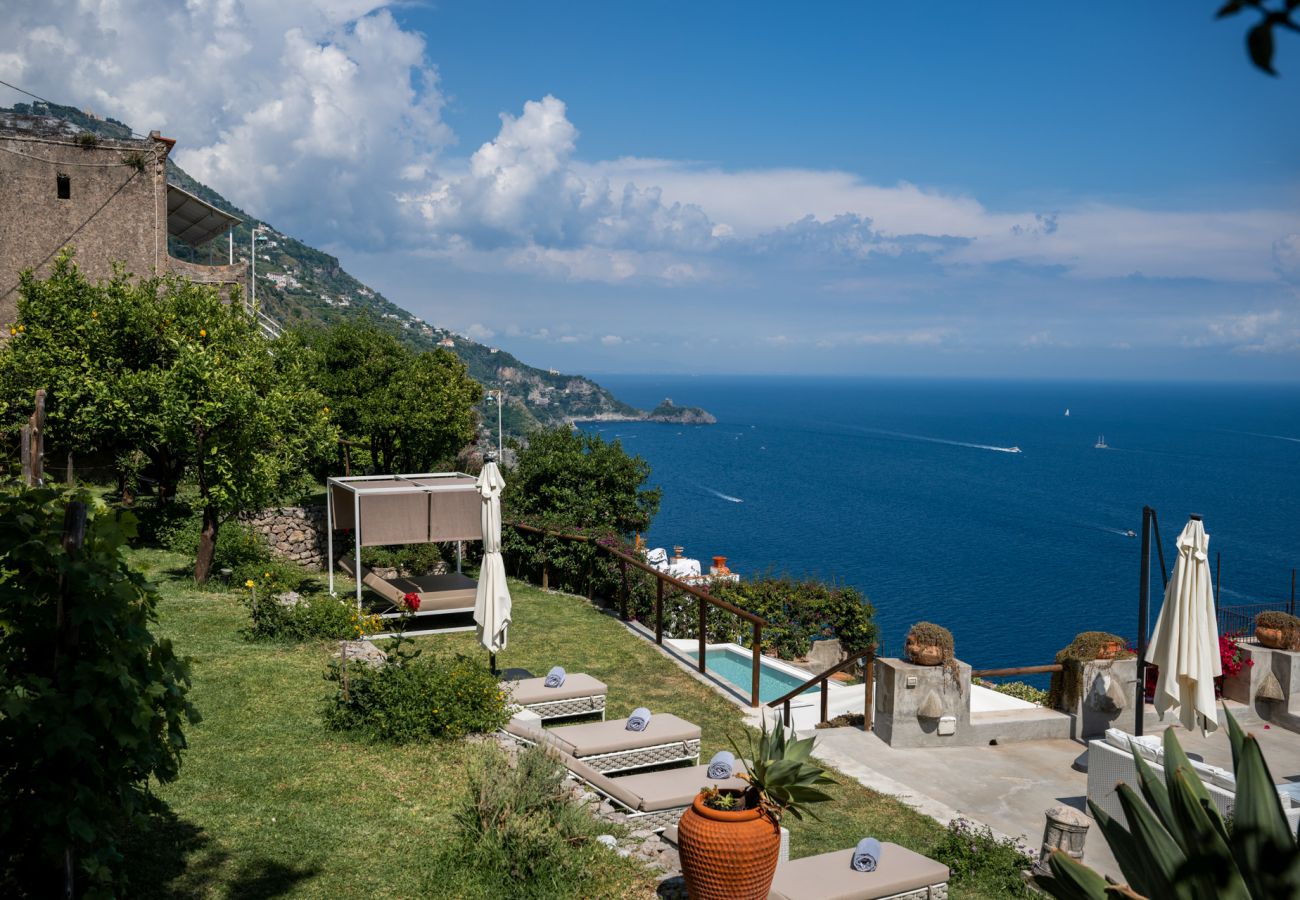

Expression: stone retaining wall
xmin=240 ymin=505 xmax=328 ymax=569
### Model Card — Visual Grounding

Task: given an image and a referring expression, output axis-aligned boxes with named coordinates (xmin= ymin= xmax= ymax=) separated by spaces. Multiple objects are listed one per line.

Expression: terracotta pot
xmin=678 ymin=792 xmax=781 ymax=900
xmin=905 ymin=634 xmax=946 ymax=666
xmin=1094 ymin=641 xmax=1122 ymax=660
xmin=1256 ymin=626 xmax=1289 ymax=650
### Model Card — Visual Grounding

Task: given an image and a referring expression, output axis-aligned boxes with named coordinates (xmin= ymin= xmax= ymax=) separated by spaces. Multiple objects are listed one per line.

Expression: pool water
xmin=685 ymin=647 xmax=817 ymax=703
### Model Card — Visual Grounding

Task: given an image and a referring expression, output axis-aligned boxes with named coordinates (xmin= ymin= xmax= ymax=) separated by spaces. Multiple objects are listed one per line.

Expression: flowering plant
xmin=401 ymin=591 xmax=421 ymax=613
xmin=1220 ymin=633 xmax=1251 ymax=679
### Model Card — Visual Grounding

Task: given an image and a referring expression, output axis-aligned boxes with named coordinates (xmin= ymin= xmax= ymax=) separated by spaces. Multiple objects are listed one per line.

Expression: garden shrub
xmin=0 ymin=488 xmax=199 ymax=896
xmin=440 ymin=743 xmax=627 ymax=898
xmin=323 ymin=644 xmax=508 ymax=742
xmin=930 ymin=817 xmax=1035 ymax=897
xmin=242 ymin=584 xmax=359 ymax=643
xmin=974 ymin=678 xmax=1050 ymax=706
xmin=361 ymin=541 xmax=449 ymax=575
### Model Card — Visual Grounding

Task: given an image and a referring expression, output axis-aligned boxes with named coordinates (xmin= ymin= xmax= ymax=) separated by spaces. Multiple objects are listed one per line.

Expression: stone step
xmin=968 ymin=707 xmax=1074 ymax=745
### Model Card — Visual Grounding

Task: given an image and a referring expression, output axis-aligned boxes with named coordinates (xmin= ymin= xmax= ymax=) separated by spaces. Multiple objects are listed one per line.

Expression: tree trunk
xmin=194 ymin=504 xmax=219 ymax=583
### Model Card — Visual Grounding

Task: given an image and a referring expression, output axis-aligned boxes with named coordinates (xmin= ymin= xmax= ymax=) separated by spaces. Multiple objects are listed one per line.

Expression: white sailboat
xmin=1094 ymin=434 xmax=1108 ymax=449
xmin=1064 ymin=408 xmax=1070 ymax=417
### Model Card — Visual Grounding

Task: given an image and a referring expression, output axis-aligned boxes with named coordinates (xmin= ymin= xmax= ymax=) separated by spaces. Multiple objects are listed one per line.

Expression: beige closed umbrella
xmin=1145 ymin=515 xmax=1221 ymax=734
xmin=473 ymin=460 xmax=512 ymax=666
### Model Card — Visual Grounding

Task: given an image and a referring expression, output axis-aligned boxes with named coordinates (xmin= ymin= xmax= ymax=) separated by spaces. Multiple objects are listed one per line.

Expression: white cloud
xmin=3 ymin=0 xmax=448 ymax=247
xmin=412 ymin=96 xmax=716 ymax=257
xmin=600 ymin=334 xmax=623 ymax=346
xmin=465 ymin=323 xmax=495 ymax=340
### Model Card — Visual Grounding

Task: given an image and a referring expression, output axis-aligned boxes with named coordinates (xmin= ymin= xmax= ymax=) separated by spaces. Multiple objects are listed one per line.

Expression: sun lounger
xmin=502 ymin=673 xmax=608 ymax=721
xmin=766 ymin=844 xmax=950 ymax=900
xmin=557 ymin=750 xmax=748 ymax=831
xmin=505 ymin=713 xmax=702 ymax=773
xmin=337 ymin=557 xmax=476 ymax=616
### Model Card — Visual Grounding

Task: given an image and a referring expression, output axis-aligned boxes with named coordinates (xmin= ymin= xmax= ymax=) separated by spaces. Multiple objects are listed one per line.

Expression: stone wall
xmin=241 ymin=505 xmax=329 ymax=569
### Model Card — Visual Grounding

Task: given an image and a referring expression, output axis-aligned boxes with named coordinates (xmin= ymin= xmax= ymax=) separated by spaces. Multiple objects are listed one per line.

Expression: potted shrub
xmin=677 ymin=721 xmax=836 ymax=900
xmin=1255 ymin=611 xmax=1300 ymax=651
xmin=905 ymin=621 xmax=953 ymax=667
xmin=1047 ymin=631 xmax=1134 ymax=710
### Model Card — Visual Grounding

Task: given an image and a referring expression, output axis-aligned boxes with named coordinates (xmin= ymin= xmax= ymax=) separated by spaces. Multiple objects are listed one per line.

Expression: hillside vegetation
xmin=4 ymin=100 xmax=712 ymax=436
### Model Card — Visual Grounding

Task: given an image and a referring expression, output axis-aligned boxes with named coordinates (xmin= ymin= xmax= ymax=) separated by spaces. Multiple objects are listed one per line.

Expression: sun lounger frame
xmin=522 ymin=693 xmax=607 ymax=722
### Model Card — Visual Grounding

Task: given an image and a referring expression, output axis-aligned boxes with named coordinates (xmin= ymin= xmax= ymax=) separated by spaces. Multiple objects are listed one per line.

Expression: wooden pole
xmin=31 ymin=389 xmax=45 ymax=485
xmin=864 ymin=651 xmax=875 ymax=733
xmin=65 ymin=452 xmax=74 ymax=486
xmin=698 ymin=598 xmax=707 ymax=674
xmin=821 ymin=679 xmax=829 ymax=725
xmin=751 ymin=622 xmax=762 ymax=708
xmin=542 ymin=564 xmax=549 ymax=591
xmin=655 ymin=578 xmax=664 ymax=645
xmin=20 ymin=424 xmax=32 ymax=486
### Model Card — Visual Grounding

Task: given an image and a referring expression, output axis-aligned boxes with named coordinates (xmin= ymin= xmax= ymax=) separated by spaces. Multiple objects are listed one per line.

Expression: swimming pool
xmin=683 ymin=645 xmax=820 ymax=704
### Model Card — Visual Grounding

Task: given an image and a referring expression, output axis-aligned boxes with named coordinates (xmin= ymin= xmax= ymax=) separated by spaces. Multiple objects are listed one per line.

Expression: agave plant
xmin=1035 ymin=708 xmax=1300 ymax=899
xmin=729 ymin=719 xmax=837 ymax=823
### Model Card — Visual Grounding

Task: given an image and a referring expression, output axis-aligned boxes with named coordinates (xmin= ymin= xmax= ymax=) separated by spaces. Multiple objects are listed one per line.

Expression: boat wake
xmin=858 ymin=427 xmax=1022 ymax=454
xmin=1243 ymin=431 xmax=1300 ymax=445
xmin=700 ymin=485 xmax=744 ymax=503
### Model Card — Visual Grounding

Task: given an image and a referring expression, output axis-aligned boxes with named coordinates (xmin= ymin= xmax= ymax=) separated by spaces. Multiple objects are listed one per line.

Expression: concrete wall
xmin=240 ymin=505 xmax=329 ymax=570
xmin=1223 ymin=644 xmax=1300 ymax=720
xmin=1064 ymin=658 xmax=1138 ymax=740
xmin=873 ymin=656 xmax=972 ymax=748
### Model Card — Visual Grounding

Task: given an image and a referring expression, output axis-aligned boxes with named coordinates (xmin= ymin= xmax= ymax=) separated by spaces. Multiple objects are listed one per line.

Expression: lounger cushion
xmin=547 ymin=714 xmax=701 ymax=757
xmin=615 ymin=763 xmax=750 ymax=812
xmin=504 ymin=674 xmax=609 ymax=706
xmin=767 ymin=845 xmax=949 ymax=900
xmin=559 ymin=751 xmax=644 ymax=810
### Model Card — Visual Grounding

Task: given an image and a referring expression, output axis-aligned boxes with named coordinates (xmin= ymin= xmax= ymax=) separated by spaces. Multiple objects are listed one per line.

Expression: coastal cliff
xmin=572 ymin=397 xmax=716 ymax=426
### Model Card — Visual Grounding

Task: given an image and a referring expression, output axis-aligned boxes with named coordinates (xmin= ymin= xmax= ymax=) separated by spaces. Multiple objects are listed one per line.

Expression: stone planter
xmin=678 ymin=793 xmax=781 ymax=900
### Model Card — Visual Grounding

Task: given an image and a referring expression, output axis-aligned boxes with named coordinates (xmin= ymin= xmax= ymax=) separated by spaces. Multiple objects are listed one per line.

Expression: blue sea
xmin=580 ymin=377 xmax=1300 ymax=674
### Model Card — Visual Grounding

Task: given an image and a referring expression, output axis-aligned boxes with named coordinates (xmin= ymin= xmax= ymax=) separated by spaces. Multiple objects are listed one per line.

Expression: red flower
xmin=402 ymin=592 xmax=421 ymax=612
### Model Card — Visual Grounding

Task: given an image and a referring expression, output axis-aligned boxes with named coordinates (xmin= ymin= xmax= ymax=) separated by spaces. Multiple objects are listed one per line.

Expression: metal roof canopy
xmin=326 ymin=473 xmax=485 ymax=608
xmin=166 ymin=184 xmax=241 ymax=247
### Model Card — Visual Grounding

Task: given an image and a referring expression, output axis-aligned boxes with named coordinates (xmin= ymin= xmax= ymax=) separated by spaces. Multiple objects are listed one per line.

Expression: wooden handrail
xmin=767 ymin=645 xmax=876 ymax=708
xmin=766 ymin=645 xmax=876 ymax=733
xmin=508 ymin=520 xmax=769 ymax=706
xmin=510 ymin=521 xmax=766 ymax=626
xmin=970 ymin=664 xmax=1063 ymax=678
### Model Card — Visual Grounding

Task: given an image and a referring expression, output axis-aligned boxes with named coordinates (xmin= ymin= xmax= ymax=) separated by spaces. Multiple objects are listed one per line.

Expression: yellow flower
xmin=199 ymin=328 xmax=207 ymax=337
xmin=245 ymin=579 xmax=255 ymax=588
xmin=7 ymin=328 xmax=14 ymax=337
xmin=264 ymin=571 xmax=271 ymax=579
xmin=91 ymin=310 xmax=98 ymax=318
xmin=323 ymin=406 xmax=330 ymax=414
xmin=16 ymin=324 xmax=23 ymax=333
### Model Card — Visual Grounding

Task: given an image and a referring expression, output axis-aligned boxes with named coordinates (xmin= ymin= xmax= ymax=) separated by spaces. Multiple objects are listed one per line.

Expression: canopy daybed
xmin=327 ymin=473 xmax=484 ymax=630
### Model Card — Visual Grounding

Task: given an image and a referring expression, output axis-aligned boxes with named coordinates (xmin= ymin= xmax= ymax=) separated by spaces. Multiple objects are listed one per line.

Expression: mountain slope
xmin=4 ymin=100 xmax=712 ymax=436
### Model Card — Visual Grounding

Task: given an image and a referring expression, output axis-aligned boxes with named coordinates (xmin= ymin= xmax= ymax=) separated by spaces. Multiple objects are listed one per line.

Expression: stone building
xmin=0 ymin=112 xmax=246 ymax=326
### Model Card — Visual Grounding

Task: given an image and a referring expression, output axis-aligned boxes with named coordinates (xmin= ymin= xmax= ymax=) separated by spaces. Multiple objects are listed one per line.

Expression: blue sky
xmin=5 ymin=1 xmax=1300 ymax=378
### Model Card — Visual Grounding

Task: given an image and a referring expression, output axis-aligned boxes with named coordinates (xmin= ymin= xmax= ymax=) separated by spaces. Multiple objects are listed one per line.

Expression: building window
xmin=56 ymin=174 xmax=70 ymax=200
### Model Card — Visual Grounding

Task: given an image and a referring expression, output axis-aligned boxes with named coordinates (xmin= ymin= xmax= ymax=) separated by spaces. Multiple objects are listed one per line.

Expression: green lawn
xmin=122 ymin=549 xmax=1003 ymax=899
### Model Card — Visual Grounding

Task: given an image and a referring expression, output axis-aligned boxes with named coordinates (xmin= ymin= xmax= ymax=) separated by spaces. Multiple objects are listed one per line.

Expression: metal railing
xmin=1219 ymin=601 xmax=1297 ymax=639
xmin=767 ymin=646 xmax=876 ymax=731
xmin=509 ymin=522 xmax=769 ymax=707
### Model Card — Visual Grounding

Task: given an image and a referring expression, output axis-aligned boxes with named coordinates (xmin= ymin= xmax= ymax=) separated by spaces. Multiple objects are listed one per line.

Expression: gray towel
xmin=707 ymin=750 xmax=735 ymax=780
xmin=544 ymin=666 xmax=565 ymax=688
xmin=852 ymin=837 xmax=881 ymax=873
xmin=626 ymin=707 xmax=652 ymax=731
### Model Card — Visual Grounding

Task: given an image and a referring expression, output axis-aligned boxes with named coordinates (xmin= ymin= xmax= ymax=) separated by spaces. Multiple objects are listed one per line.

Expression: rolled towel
xmin=707 ymin=750 xmax=735 ymax=780
xmin=544 ymin=666 xmax=566 ymax=688
xmin=626 ymin=707 xmax=652 ymax=732
xmin=851 ymin=837 xmax=882 ymax=873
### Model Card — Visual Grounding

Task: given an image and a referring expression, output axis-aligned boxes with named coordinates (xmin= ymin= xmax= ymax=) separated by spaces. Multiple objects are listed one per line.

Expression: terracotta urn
xmin=1094 ymin=640 xmax=1123 ymax=660
xmin=1256 ymin=626 xmax=1289 ymax=650
xmin=678 ymin=792 xmax=781 ymax=900
xmin=905 ymin=633 xmax=945 ymax=666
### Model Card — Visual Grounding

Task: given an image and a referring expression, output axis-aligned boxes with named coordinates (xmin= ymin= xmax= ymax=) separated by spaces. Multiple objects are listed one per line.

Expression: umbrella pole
xmin=1136 ymin=505 xmax=1153 ymax=737
xmin=489 ymin=652 xmax=497 ymax=675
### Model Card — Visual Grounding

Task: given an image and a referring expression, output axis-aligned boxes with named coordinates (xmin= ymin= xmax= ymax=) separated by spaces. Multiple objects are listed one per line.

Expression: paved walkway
xmin=805 ymin=701 xmax=1300 ymax=884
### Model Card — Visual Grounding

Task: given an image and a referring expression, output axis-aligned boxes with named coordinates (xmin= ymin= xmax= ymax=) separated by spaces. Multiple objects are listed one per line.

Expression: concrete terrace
xmin=803 ymin=700 xmax=1300 ymax=882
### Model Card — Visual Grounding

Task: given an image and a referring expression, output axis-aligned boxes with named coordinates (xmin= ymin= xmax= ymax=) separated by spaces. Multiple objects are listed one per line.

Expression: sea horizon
xmin=579 ymin=375 xmax=1300 ymax=678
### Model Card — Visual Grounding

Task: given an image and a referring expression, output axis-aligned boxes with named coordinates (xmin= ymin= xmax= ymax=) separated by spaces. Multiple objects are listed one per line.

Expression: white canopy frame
xmin=326 ymin=472 xmax=484 ymax=618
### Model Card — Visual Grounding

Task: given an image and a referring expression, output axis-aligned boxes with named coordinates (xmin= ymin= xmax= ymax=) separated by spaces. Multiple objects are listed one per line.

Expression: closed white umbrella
xmin=473 ymin=460 xmax=511 ymax=661
xmin=1145 ymin=515 xmax=1221 ymax=733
